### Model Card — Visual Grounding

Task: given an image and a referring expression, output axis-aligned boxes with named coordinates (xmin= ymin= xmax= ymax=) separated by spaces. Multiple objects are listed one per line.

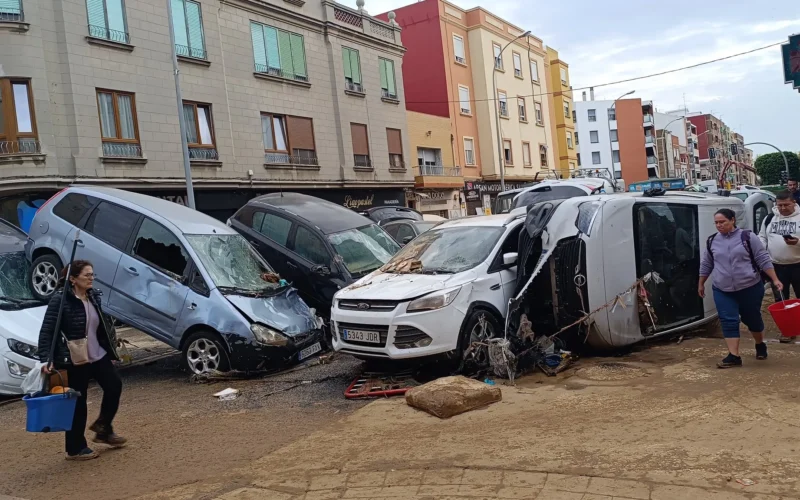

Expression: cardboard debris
xmin=405 ymin=375 xmax=501 ymax=419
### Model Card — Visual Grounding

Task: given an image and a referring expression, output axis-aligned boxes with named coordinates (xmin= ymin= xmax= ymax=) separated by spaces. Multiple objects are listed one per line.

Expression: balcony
xmin=645 ymin=135 xmax=655 ymax=146
xmin=175 ymin=43 xmax=206 ymax=61
xmin=189 ymin=147 xmax=219 ymax=161
xmin=102 ymin=142 xmax=142 ymax=158
xmin=494 ymin=57 xmax=503 ymax=70
xmin=646 ymin=156 xmax=657 ymax=165
xmin=643 ymin=114 xmax=654 ymax=127
xmin=0 ymin=139 xmax=40 ymax=155
xmin=381 ymin=88 xmax=399 ymax=103
xmin=88 ymin=24 xmax=131 ymax=45
xmin=414 ymin=165 xmax=463 ymax=189
xmin=254 ymin=64 xmax=310 ymax=87
xmin=264 ymin=152 xmax=319 ymax=167
xmin=345 ymin=80 xmax=365 ymax=96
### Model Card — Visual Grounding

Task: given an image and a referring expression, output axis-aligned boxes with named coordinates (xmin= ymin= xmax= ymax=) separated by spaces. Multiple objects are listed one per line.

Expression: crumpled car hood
xmin=0 ymin=306 xmax=46 ymax=344
xmin=225 ymin=287 xmax=317 ymax=336
xmin=336 ymin=270 xmax=473 ymax=301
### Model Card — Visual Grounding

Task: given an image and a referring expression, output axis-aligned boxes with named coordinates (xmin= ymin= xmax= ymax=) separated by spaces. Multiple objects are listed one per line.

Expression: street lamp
xmin=608 ymin=90 xmax=634 ymax=184
xmin=745 ymin=142 xmax=790 ymax=183
xmin=494 ymin=29 xmax=531 ymax=192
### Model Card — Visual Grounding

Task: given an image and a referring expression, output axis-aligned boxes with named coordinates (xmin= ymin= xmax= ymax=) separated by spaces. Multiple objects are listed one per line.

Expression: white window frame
xmin=458 ymin=85 xmax=471 ymax=115
xmin=512 ymin=52 xmax=522 ymax=78
xmin=592 ymin=151 xmax=601 ymax=164
xmin=560 ymin=67 xmax=567 ymax=84
xmin=534 ymin=101 xmax=543 ymax=125
xmin=522 ymin=142 xmax=532 ymax=166
xmin=529 ymin=60 xmax=539 ymax=82
xmin=517 ymin=97 xmax=526 ymax=122
xmin=566 ymin=131 xmax=573 ymax=149
xmin=590 ymin=131 xmax=599 ymax=143
xmin=453 ymin=34 xmax=466 ymax=64
xmin=463 ymin=137 xmax=475 ymax=166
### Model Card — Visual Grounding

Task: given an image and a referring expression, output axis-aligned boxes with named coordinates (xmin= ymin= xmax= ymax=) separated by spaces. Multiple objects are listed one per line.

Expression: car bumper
xmin=0 ymin=348 xmax=37 ymax=396
xmin=223 ymin=329 xmax=324 ymax=372
xmin=330 ymin=299 xmax=468 ymax=360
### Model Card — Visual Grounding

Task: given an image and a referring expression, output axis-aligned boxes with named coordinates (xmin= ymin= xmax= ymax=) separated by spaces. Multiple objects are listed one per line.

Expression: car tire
xmin=30 ymin=253 xmax=63 ymax=301
xmin=182 ymin=331 xmax=231 ymax=375
xmin=449 ymin=308 xmax=502 ymax=363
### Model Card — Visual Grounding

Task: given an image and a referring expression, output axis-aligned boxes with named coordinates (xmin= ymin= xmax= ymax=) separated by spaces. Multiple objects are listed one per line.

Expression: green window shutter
xmin=87 ymin=0 xmax=106 ymax=29
xmin=351 ymin=50 xmax=361 ymax=85
xmin=186 ymin=1 xmax=205 ymax=57
xmin=0 ymin=0 xmax=21 ymax=14
xmin=342 ymin=48 xmax=352 ymax=80
xmin=386 ymin=60 xmax=396 ymax=95
xmin=277 ymin=30 xmax=295 ymax=78
xmin=171 ymin=0 xmax=188 ymax=49
xmin=264 ymin=26 xmax=280 ymax=71
xmin=106 ymin=0 xmax=126 ymax=34
xmin=379 ymin=59 xmax=388 ymax=91
xmin=250 ymin=22 xmax=267 ymax=71
xmin=289 ymin=33 xmax=306 ymax=79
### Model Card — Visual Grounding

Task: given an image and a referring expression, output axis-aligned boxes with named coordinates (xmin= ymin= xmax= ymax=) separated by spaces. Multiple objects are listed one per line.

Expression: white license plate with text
xmin=298 ymin=342 xmax=322 ymax=360
xmin=342 ymin=329 xmax=381 ymax=344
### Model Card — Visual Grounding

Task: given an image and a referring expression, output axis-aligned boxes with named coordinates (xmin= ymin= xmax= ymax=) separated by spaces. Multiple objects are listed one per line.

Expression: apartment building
xmin=687 ymin=113 xmax=751 ymax=186
xmin=545 ymin=47 xmax=576 ymax=177
xmin=379 ymin=0 xmax=554 ymax=213
xmin=0 ymin=0 xmax=411 ymax=226
xmin=654 ymin=111 xmax=694 ymax=181
xmin=574 ymin=95 xmax=654 ymax=186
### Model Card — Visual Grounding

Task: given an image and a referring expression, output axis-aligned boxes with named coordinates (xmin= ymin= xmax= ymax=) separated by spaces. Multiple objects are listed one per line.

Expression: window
xmin=53 ymin=193 xmax=96 ymax=226
xmin=294 ymin=226 xmax=329 ymax=266
xmin=133 ymin=218 xmax=189 ymax=278
xmin=458 ymin=86 xmax=471 ymax=114
xmin=575 ymin=131 xmax=579 ymax=145
xmin=183 ymin=101 xmax=217 ymax=160
xmin=252 ymin=211 xmax=292 ymax=245
xmin=97 ymin=89 xmax=140 ymax=158
xmin=529 ymin=60 xmax=539 ymax=82
xmin=560 ymin=67 xmax=567 ymax=84
xmin=250 ymin=21 xmax=307 ymax=82
xmin=0 ymin=79 xmax=38 ymax=155
xmin=417 ymin=148 xmax=442 ymax=169
xmin=387 ymin=128 xmax=403 ymax=169
xmin=493 ymin=43 xmax=502 ymax=69
xmin=517 ymin=97 xmax=526 ymax=122
xmin=262 ymin=113 xmax=317 ymax=165
xmin=86 ymin=0 xmax=129 ymax=44
xmin=534 ymin=102 xmax=543 ymax=125
xmin=84 ymin=201 xmax=139 ymax=250
xmin=572 ymin=109 xmax=577 ymax=122
xmin=498 ymin=91 xmax=508 ymax=117
xmin=567 ymin=131 xmax=573 ymax=149
xmin=522 ymin=142 xmax=531 ymax=166
xmin=453 ymin=35 xmax=465 ymax=64
xmin=379 ymin=58 xmax=397 ymax=99
xmin=351 ymin=122 xmax=370 ymax=168
xmin=513 ymin=52 xmax=522 ymax=78
xmin=612 ymin=150 xmax=620 ymax=163
xmin=563 ymin=101 xmax=570 ymax=119
xmin=539 ymin=145 xmax=547 ymax=167
xmin=503 ymin=140 xmax=512 ymax=165
xmin=0 ymin=0 xmax=22 ymax=21
xmin=592 ymin=151 xmax=601 ymax=164
xmin=588 ymin=109 xmax=596 ymax=122
xmin=342 ymin=47 xmax=363 ymax=93
xmin=577 ymin=153 xmax=581 ymax=166
xmin=170 ymin=0 xmax=205 ymax=59
xmin=609 ymin=108 xmax=619 ymax=121
xmin=569 ymin=161 xmax=576 ymax=170
xmin=609 ymin=129 xmax=618 ymax=142
xmin=393 ymin=223 xmax=416 ymax=244
xmin=589 ymin=131 xmax=599 ymax=143
xmin=463 ymin=137 xmax=475 ymax=165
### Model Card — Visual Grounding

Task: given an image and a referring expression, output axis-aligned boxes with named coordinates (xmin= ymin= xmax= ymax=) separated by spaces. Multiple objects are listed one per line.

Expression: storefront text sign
xmin=343 ymin=194 xmax=375 ymax=209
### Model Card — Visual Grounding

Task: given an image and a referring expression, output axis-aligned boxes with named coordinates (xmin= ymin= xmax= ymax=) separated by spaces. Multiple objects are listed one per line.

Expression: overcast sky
xmin=345 ymin=0 xmax=800 ymax=157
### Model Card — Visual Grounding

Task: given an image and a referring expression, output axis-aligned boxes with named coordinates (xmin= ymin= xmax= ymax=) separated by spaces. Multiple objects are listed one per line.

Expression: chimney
xmin=582 ymin=91 xmax=587 ymax=101
xmin=589 ymin=87 xmax=594 ymax=100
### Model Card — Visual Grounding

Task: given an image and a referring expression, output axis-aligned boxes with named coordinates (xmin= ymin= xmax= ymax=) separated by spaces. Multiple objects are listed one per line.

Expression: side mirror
xmin=313 ymin=265 xmax=331 ymax=276
xmin=503 ymin=252 xmax=518 ymax=267
xmin=402 ymin=235 xmax=414 ymax=244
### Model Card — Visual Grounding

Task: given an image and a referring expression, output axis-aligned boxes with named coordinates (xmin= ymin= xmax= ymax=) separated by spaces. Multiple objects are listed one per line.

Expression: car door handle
xmin=188 ymin=302 xmax=197 ymax=310
xmin=490 ymin=283 xmax=501 ymax=291
xmin=125 ymin=266 xmax=139 ymax=276
xmin=286 ymin=262 xmax=298 ymax=270
xmin=76 ymin=240 xmax=85 ymax=248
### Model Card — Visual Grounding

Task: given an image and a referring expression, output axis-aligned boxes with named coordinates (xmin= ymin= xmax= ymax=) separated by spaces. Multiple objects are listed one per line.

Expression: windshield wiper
xmin=420 ymin=268 xmax=454 ymax=275
xmin=0 ymin=296 xmax=26 ymax=304
xmin=218 ymin=285 xmax=282 ymax=297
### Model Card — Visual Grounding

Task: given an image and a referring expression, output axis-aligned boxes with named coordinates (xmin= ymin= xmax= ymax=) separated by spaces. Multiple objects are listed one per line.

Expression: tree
xmin=754 ymin=152 xmax=800 ymax=185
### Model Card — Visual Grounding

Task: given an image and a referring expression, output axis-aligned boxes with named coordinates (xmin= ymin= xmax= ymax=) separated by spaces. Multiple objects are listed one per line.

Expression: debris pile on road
xmin=405 ymin=375 xmax=501 ymax=419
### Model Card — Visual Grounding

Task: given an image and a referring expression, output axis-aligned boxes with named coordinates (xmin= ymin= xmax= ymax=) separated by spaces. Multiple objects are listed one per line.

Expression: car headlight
xmin=407 ymin=287 xmax=461 ymax=313
xmin=7 ymin=339 xmax=39 ymax=360
xmin=250 ymin=324 xmax=289 ymax=346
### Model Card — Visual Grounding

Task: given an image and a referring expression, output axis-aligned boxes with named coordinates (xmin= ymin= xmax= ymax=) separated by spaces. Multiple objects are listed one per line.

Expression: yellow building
xmin=545 ymin=47 xmax=577 ymax=177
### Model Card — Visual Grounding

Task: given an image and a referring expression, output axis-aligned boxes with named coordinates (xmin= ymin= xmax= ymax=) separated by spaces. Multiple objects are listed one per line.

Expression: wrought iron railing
xmin=0 ymin=0 xmax=23 ymax=22
xmin=189 ymin=147 xmax=218 ymax=160
xmin=175 ymin=43 xmax=206 ymax=60
xmin=264 ymin=153 xmax=319 ymax=166
xmin=353 ymin=155 xmax=372 ymax=168
xmin=88 ymin=25 xmax=130 ymax=44
xmin=416 ymin=165 xmax=462 ymax=177
xmin=0 ymin=139 xmax=40 ymax=155
xmin=345 ymin=80 xmax=364 ymax=93
xmin=102 ymin=142 xmax=142 ymax=158
xmin=381 ymin=88 xmax=397 ymax=99
xmin=254 ymin=64 xmax=309 ymax=82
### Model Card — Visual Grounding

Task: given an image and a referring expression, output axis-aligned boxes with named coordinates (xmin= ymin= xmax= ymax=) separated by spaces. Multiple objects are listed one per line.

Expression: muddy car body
xmin=509 ymin=192 xmax=747 ymax=349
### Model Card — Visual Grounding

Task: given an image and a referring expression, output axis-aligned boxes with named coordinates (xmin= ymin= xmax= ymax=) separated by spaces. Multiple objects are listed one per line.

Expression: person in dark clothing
xmin=37 ymin=260 xmax=126 ymax=461
xmin=788 ymin=179 xmax=800 ymax=205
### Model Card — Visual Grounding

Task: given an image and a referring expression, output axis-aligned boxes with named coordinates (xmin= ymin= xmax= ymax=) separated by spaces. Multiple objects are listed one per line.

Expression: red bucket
xmin=768 ymin=299 xmax=800 ymax=337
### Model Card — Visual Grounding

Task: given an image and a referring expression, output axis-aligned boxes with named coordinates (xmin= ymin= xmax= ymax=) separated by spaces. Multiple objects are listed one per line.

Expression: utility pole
xmin=167 ymin=0 xmax=196 ymax=209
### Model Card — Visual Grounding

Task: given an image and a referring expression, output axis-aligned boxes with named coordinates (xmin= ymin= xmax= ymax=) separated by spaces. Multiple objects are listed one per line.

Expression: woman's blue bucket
xmin=23 ymin=392 xmax=78 ymax=433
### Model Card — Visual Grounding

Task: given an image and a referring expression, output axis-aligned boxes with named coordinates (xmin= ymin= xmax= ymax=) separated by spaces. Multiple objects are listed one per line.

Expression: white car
xmin=0 ymin=219 xmax=45 ymax=395
xmin=495 ymin=178 xmax=611 ymax=214
xmin=331 ymin=214 xmax=523 ymax=360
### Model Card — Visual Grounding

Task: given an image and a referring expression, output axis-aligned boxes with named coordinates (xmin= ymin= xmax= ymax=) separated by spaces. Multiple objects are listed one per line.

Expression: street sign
xmin=783 ymin=33 xmax=800 ymax=89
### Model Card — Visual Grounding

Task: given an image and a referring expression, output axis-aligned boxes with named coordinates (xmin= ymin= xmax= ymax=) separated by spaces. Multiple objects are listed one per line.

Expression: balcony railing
xmin=645 ymin=135 xmax=655 ymax=145
xmin=354 ymin=155 xmax=372 ymax=168
xmin=416 ymin=165 xmax=462 ymax=177
xmin=264 ymin=152 xmax=318 ymax=166
xmin=381 ymin=88 xmax=398 ymax=100
xmin=254 ymin=64 xmax=309 ymax=83
xmin=0 ymin=139 xmax=40 ymax=155
xmin=102 ymin=142 xmax=142 ymax=158
xmin=175 ymin=43 xmax=206 ymax=60
xmin=643 ymin=114 xmax=654 ymax=125
xmin=345 ymin=80 xmax=364 ymax=93
xmin=646 ymin=156 xmax=657 ymax=165
xmin=88 ymin=24 xmax=130 ymax=44
xmin=0 ymin=1 xmax=23 ymax=22
xmin=189 ymin=147 xmax=219 ymax=160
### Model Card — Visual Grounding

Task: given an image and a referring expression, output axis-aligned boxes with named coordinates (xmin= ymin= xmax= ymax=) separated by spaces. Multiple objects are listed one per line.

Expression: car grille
xmin=334 ymin=322 xmax=389 ymax=347
xmin=337 ymin=299 xmax=400 ymax=312
xmin=393 ymin=325 xmax=432 ymax=349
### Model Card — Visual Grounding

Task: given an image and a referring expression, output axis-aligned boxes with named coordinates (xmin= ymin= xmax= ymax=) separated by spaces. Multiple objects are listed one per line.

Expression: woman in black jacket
xmin=37 ymin=260 xmax=126 ymax=461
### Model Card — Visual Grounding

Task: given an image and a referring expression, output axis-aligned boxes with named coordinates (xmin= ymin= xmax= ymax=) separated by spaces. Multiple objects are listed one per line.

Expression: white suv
xmin=331 ymin=214 xmax=523 ymax=361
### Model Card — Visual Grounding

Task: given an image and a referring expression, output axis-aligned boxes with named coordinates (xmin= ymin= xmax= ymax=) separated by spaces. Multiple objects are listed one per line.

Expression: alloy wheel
xmin=186 ymin=338 xmax=221 ymax=375
xmin=32 ymin=261 xmax=58 ymax=297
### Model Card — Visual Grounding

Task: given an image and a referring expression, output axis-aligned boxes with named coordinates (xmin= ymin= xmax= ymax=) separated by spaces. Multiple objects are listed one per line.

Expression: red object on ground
xmin=344 ymin=372 xmax=418 ymax=399
xmin=768 ymin=299 xmax=800 ymax=337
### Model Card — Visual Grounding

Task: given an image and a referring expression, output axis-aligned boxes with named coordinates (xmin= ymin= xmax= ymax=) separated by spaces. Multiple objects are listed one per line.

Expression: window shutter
xmin=386 ymin=60 xmax=396 ymax=94
xmin=171 ymin=0 xmax=188 ymax=48
xmin=286 ymin=116 xmax=315 ymax=151
xmin=0 ymin=0 xmax=21 ymax=14
xmin=106 ymin=0 xmax=126 ymax=34
xmin=289 ymin=33 xmax=306 ymax=79
xmin=351 ymin=49 xmax=361 ymax=84
xmin=251 ymin=22 xmax=267 ymax=70
xmin=379 ymin=60 xmax=388 ymax=90
xmin=87 ymin=0 xmax=106 ymax=29
xmin=342 ymin=49 xmax=352 ymax=80
xmin=278 ymin=31 xmax=295 ymax=78
xmin=186 ymin=1 xmax=204 ymax=56
xmin=264 ymin=27 xmax=280 ymax=70
xmin=453 ymin=36 xmax=464 ymax=59
xmin=386 ymin=129 xmax=402 ymax=155
xmin=351 ymin=123 xmax=369 ymax=155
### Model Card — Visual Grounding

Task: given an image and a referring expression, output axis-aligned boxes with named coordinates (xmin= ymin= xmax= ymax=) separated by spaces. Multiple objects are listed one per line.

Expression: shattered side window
xmin=0 ymin=252 xmax=36 ymax=302
xmin=327 ymin=225 xmax=398 ymax=276
xmin=133 ymin=219 xmax=189 ymax=278
xmin=186 ymin=234 xmax=278 ymax=292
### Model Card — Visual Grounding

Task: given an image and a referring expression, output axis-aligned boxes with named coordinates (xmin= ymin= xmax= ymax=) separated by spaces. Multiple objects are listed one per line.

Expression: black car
xmin=360 ymin=206 xmax=423 ymax=225
xmin=382 ymin=220 xmax=440 ymax=245
xmin=228 ymin=193 xmax=400 ymax=316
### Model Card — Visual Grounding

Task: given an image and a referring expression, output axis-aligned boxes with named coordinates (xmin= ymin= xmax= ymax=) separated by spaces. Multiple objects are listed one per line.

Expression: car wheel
xmin=449 ymin=309 xmax=502 ymax=364
xmin=182 ymin=331 xmax=230 ymax=375
xmin=30 ymin=254 xmax=62 ymax=301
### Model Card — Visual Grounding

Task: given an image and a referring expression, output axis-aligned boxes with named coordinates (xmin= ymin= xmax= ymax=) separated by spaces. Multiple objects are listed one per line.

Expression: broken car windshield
xmin=0 ymin=252 xmax=38 ymax=308
xmin=382 ymin=226 xmax=505 ymax=274
xmin=185 ymin=234 xmax=279 ymax=293
xmin=327 ymin=225 xmax=399 ymax=276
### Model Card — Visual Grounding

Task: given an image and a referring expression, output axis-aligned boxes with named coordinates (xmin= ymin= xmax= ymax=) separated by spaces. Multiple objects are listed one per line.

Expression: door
xmin=633 ymin=202 xmax=703 ymax=335
xmin=289 ymin=224 xmax=338 ymax=313
xmin=109 ymin=218 xmax=190 ymax=341
xmin=236 ymin=208 xmax=296 ymax=281
xmin=67 ymin=201 xmax=141 ymax=310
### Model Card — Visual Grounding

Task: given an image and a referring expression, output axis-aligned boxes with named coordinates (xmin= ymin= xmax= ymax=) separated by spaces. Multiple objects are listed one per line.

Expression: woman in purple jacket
xmin=698 ymin=209 xmax=783 ymax=368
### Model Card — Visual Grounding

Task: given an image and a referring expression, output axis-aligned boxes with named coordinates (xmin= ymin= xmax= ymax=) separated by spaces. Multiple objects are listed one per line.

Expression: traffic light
xmin=781 ymin=170 xmax=789 ymax=185
xmin=730 ymin=144 xmax=738 ymax=156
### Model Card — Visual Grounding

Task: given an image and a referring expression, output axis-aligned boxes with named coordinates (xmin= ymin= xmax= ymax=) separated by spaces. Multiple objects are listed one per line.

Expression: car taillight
xmin=36 ymin=188 xmax=67 ymax=214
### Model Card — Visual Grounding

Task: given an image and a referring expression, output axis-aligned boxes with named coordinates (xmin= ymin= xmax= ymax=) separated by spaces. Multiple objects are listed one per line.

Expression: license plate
xmin=342 ymin=329 xmax=381 ymax=344
xmin=298 ymin=342 xmax=322 ymax=360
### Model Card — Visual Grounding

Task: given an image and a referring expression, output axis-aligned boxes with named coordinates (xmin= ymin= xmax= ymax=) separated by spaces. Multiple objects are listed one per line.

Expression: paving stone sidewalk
xmin=211 ymin=468 xmax=799 ymax=500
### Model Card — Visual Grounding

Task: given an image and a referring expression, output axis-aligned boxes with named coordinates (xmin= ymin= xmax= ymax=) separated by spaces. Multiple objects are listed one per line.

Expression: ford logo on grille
xmin=357 ymin=302 xmax=370 ymax=310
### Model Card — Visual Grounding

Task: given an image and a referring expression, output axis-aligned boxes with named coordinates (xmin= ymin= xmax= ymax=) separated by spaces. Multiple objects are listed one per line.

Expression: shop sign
xmin=464 ymin=180 xmax=534 ymax=194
